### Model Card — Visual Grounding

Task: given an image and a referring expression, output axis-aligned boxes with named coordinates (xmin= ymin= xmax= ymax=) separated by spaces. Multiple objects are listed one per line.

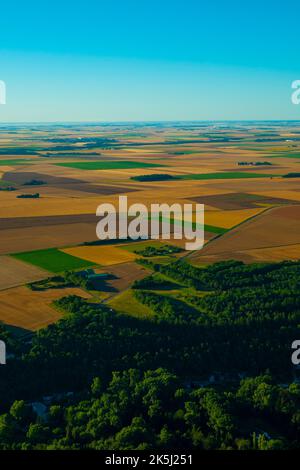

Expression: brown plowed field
xmin=0 ymin=223 xmax=98 ymax=255
xmin=191 ymin=205 xmax=300 ymax=263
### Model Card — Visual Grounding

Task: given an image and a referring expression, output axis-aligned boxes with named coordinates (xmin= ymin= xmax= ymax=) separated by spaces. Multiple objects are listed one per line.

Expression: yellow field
xmin=61 ymin=245 xmax=139 ymax=266
xmin=0 ymin=286 xmax=91 ymax=331
xmin=0 ymin=195 xmax=106 ymax=218
xmin=204 ymin=207 xmax=266 ymax=229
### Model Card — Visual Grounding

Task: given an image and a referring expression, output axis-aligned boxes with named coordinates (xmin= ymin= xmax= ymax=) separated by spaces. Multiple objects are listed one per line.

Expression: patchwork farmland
xmin=1 ymin=121 xmax=300 ymax=331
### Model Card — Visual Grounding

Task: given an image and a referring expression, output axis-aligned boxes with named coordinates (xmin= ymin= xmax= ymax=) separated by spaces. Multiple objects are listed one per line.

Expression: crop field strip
xmin=54 ymin=161 xmax=166 ymax=170
xmin=2 ymin=171 xmax=139 ymax=195
xmin=0 ymin=214 xmax=98 ymax=231
xmin=179 ymin=171 xmax=277 ymax=180
xmin=61 ymin=245 xmax=140 ymax=266
xmin=11 ymin=248 xmax=96 ymax=273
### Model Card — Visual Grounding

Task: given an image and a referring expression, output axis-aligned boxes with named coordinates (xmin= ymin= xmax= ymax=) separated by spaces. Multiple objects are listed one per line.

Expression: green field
xmin=0 ymin=179 xmax=14 ymax=187
xmin=108 ymin=289 xmax=154 ymax=319
xmin=149 ymin=215 xmax=228 ymax=235
xmin=268 ymin=153 xmax=300 ymax=159
xmin=204 ymin=224 xmax=228 ymax=234
xmin=121 ymin=240 xmax=167 ymax=253
xmin=0 ymin=159 xmax=34 ymax=166
xmin=179 ymin=172 xmax=276 ymax=180
xmin=131 ymin=171 xmax=277 ymax=182
xmin=12 ymin=248 xmax=95 ymax=273
xmin=54 ymin=161 xmax=165 ymax=170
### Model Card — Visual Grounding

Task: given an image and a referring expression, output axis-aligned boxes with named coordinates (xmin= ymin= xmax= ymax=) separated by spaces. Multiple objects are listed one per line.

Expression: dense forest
xmin=0 ymin=259 xmax=299 ymax=450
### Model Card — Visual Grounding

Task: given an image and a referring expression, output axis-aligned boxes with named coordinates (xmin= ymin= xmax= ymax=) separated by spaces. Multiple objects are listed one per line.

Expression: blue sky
xmin=0 ymin=0 xmax=300 ymax=121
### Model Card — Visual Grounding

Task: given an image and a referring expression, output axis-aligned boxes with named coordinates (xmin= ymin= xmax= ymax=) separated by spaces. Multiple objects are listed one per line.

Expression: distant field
xmin=55 ymin=161 xmax=165 ymax=170
xmin=268 ymin=153 xmax=300 ymax=159
xmin=12 ymin=248 xmax=94 ymax=273
xmin=0 ymin=159 xmax=33 ymax=166
xmin=131 ymin=174 xmax=177 ymax=182
xmin=191 ymin=192 xmax=298 ymax=210
xmin=180 ymin=172 xmax=276 ymax=180
xmin=108 ymin=289 xmax=154 ymax=319
xmin=0 ymin=148 xmax=39 ymax=155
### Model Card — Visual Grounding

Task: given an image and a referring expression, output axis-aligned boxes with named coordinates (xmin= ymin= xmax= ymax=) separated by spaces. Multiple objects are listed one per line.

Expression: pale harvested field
xmin=0 ymin=256 xmax=50 ymax=290
xmin=240 ymin=243 xmax=300 ymax=262
xmin=0 ymin=286 xmax=91 ymax=331
xmin=0 ymin=195 xmax=103 ymax=218
xmin=192 ymin=205 xmax=300 ymax=263
xmin=61 ymin=245 xmax=139 ymax=266
xmin=203 ymin=178 xmax=300 ymax=195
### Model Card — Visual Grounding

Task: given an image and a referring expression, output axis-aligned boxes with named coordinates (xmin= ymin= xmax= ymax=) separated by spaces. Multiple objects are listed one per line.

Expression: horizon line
xmin=1 ymin=119 xmax=300 ymax=126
